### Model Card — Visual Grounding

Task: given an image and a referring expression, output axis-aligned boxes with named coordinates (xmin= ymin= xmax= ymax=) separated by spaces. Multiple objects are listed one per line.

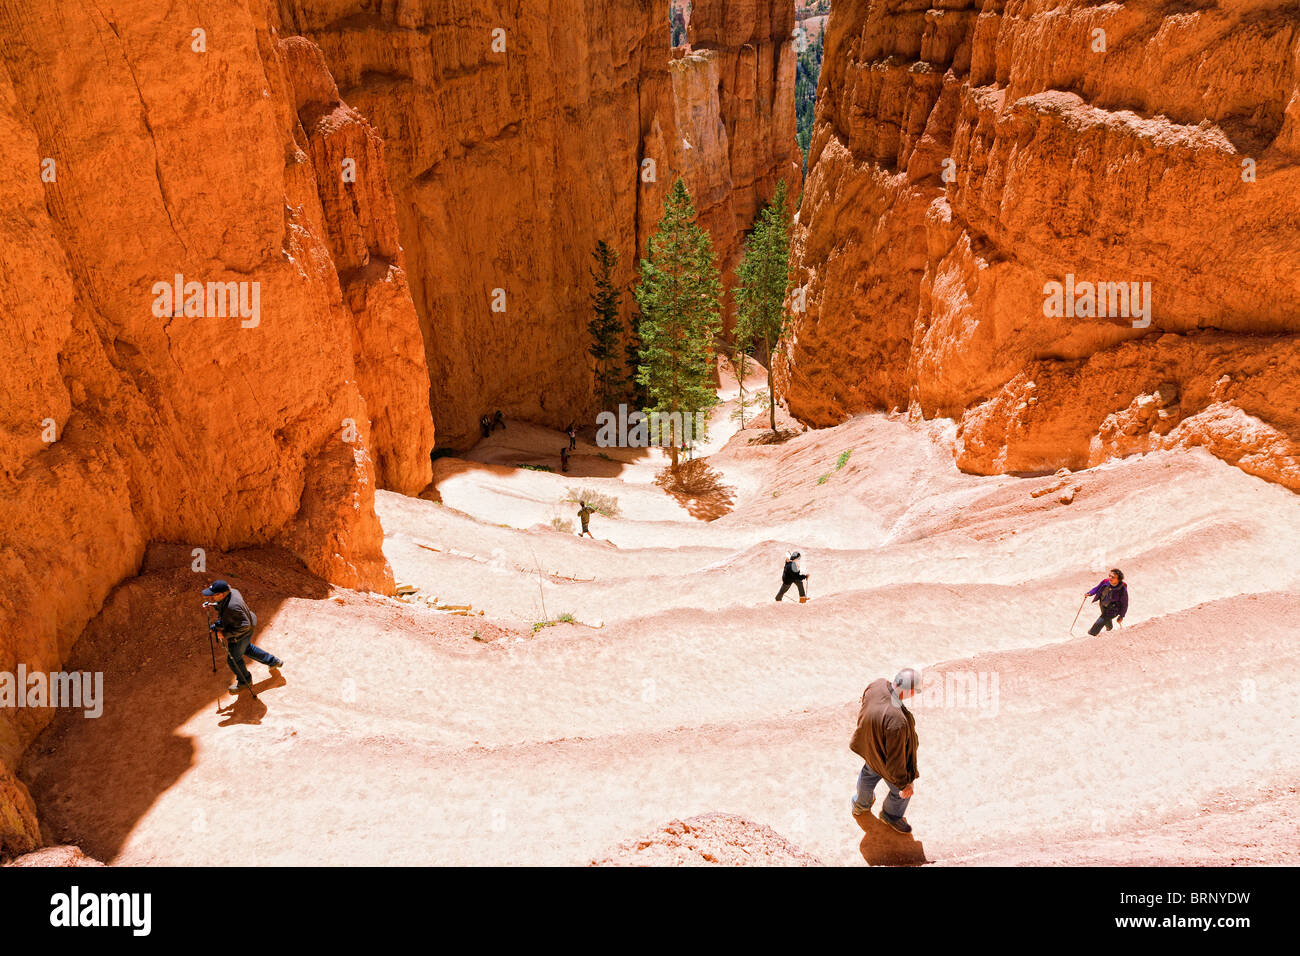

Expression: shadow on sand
xmin=855 ymin=811 xmax=930 ymax=866
xmin=19 ymin=545 xmax=326 ymax=862
xmin=654 ymin=460 xmax=737 ymax=521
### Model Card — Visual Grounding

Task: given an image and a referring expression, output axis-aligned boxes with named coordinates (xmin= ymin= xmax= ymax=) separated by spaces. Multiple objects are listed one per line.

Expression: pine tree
xmin=735 ymin=179 xmax=793 ymax=434
xmin=634 ymin=179 xmax=722 ymax=470
xmin=587 ymin=240 xmax=625 ymax=410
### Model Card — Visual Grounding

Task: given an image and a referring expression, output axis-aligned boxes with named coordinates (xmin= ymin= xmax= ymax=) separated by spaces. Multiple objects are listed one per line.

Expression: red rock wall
xmin=277 ymin=0 xmax=800 ymax=446
xmin=781 ymin=0 xmax=1300 ymax=487
xmin=0 ymin=2 xmax=432 ymax=852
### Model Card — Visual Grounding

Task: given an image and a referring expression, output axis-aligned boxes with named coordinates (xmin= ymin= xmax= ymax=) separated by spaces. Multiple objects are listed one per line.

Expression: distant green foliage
xmin=588 ymin=240 xmax=627 ymax=410
xmin=634 ymin=179 xmax=722 ymax=469
xmin=520 ymin=464 xmax=553 ymax=473
xmin=735 ymin=181 xmax=793 ymax=433
xmin=533 ymin=613 xmax=576 ymax=633
xmin=670 ymin=5 xmax=687 ymax=47
xmin=836 ymin=448 xmax=853 ymax=470
xmin=794 ymin=27 xmax=825 ymax=175
xmin=817 ymin=473 xmax=830 ymax=485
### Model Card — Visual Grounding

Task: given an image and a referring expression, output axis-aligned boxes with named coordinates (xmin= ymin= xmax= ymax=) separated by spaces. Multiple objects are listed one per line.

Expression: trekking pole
xmin=1069 ymin=595 xmax=1087 ymax=636
xmin=202 ymin=602 xmax=217 ymax=672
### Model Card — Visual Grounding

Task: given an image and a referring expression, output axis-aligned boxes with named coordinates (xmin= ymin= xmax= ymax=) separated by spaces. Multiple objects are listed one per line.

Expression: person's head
xmin=789 ymin=551 xmax=800 ymax=560
xmin=1108 ymin=568 xmax=1124 ymax=586
xmin=202 ymin=580 xmax=231 ymax=601
xmin=893 ymin=668 xmax=921 ymax=701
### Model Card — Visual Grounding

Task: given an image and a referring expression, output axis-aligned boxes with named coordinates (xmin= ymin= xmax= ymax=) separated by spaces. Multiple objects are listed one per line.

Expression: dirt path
xmin=19 ymin=386 xmax=1300 ymax=865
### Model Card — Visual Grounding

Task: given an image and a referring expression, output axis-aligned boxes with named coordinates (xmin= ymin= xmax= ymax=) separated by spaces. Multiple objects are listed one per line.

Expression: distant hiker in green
xmin=577 ymin=501 xmax=596 ymax=538
xmin=850 ymin=669 xmax=921 ymax=834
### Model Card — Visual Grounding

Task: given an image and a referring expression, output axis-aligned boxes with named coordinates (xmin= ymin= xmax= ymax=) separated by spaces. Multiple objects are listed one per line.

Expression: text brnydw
xmin=50 ymin=886 xmax=151 ymax=936
xmin=152 ymin=273 xmax=260 ymax=328
xmin=1043 ymin=274 xmax=1152 ymax=328
xmin=0 ymin=666 xmax=103 ymax=718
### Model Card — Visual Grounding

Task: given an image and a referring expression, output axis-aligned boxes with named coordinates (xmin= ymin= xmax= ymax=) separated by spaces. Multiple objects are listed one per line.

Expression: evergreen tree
xmin=794 ymin=29 xmax=824 ymax=174
xmin=735 ymin=179 xmax=793 ymax=434
xmin=633 ymin=179 xmax=722 ymax=470
xmin=587 ymin=240 xmax=625 ymax=410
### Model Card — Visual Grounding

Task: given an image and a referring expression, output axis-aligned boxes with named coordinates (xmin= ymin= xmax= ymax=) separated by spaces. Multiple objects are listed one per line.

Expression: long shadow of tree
xmin=654 ymin=459 xmax=736 ymax=521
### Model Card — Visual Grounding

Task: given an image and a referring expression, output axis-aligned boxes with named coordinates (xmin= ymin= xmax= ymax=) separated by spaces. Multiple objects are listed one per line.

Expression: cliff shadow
xmin=18 ymin=545 xmax=325 ymax=862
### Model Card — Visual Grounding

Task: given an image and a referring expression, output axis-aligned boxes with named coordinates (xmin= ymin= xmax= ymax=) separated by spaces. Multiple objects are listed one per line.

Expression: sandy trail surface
xmin=19 ymin=370 xmax=1300 ymax=865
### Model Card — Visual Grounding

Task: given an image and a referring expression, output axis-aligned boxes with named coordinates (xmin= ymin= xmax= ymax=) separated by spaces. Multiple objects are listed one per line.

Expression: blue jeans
xmin=226 ymin=633 xmax=279 ymax=684
xmin=245 ymin=643 xmax=278 ymax=665
xmin=852 ymin=763 xmax=910 ymax=820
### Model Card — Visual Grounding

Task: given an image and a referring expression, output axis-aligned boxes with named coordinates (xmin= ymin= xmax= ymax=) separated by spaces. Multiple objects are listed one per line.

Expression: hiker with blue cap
xmin=202 ymin=580 xmax=283 ymax=695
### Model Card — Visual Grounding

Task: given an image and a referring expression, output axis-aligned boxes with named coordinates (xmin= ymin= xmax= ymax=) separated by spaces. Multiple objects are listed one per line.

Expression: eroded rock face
xmin=277 ymin=0 xmax=800 ymax=446
xmin=781 ymin=0 xmax=1300 ymax=489
xmin=0 ymin=4 xmax=431 ymax=849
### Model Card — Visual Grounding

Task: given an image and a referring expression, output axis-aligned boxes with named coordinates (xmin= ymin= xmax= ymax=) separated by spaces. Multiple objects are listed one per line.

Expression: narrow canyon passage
xmin=3 ymin=0 xmax=1298 ymax=878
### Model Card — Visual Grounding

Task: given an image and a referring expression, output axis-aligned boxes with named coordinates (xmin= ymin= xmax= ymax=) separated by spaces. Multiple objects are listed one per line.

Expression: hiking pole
xmin=202 ymin=602 xmax=217 ymax=672
xmin=223 ymin=641 xmax=258 ymax=701
xmin=1069 ymin=595 xmax=1087 ymax=636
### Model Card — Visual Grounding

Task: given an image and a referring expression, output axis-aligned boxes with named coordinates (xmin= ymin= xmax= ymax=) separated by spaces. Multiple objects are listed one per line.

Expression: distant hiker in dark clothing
xmin=577 ymin=501 xmax=596 ymax=538
xmin=480 ymin=414 xmax=491 ymax=439
xmin=493 ymin=410 xmax=505 ymax=432
xmin=203 ymin=580 xmax=282 ymax=694
xmin=1086 ymin=568 xmax=1128 ymax=635
xmin=850 ymin=669 xmax=921 ymax=834
xmin=560 ymin=447 xmax=570 ymax=472
xmin=775 ymin=551 xmax=808 ymax=603
xmin=566 ymin=422 xmax=577 ymax=450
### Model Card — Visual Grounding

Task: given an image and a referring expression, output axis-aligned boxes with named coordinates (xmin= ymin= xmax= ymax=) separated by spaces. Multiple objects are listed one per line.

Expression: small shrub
xmin=550 ymin=516 xmax=574 ymax=533
xmin=817 ymin=473 xmax=829 ymax=485
xmin=836 ymin=448 xmax=853 ymax=470
xmin=564 ymin=486 xmax=621 ymax=517
xmin=520 ymin=463 xmax=553 ymax=473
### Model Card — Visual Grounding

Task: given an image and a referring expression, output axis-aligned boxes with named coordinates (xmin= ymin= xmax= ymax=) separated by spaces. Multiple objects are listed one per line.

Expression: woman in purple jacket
xmin=1086 ymin=568 xmax=1128 ymax=635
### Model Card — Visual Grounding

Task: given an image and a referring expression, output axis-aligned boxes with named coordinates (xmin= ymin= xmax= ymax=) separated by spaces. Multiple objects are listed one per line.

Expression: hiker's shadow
xmin=856 ymin=813 xmax=930 ymax=866
xmin=216 ymin=672 xmax=286 ymax=726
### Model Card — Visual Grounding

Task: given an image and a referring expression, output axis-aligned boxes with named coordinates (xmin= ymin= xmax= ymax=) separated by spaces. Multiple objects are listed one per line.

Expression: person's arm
xmin=1085 ymin=581 xmax=1101 ymax=596
xmin=882 ymin=715 xmax=916 ymax=790
xmin=1118 ymin=586 xmax=1129 ymax=620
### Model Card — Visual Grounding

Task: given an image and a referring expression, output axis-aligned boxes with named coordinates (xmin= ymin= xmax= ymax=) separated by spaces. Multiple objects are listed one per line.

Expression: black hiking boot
xmin=879 ymin=812 xmax=912 ymax=834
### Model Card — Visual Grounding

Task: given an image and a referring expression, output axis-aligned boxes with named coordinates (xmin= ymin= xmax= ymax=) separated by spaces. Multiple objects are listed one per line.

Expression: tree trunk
xmin=767 ymin=334 xmax=777 ymax=433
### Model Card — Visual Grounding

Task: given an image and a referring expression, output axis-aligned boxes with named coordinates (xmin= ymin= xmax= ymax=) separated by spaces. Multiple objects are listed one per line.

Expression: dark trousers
xmin=775 ymin=577 xmax=806 ymax=600
xmin=1088 ymin=613 xmax=1117 ymax=636
xmin=226 ymin=632 xmax=277 ymax=684
xmin=226 ymin=633 xmax=254 ymax=685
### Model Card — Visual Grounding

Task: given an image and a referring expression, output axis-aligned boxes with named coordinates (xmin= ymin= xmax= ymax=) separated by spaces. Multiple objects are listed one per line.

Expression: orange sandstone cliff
xmin=781 ymin=0 xmax=1300 ymax=489
xmin=0 ymin=3 xmax=432 ymax=852
xmin=277 ymin=0 xmax=801 ymax=446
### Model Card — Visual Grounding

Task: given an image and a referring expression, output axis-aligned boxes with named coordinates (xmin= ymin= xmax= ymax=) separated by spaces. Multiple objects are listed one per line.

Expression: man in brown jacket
xmin=849 ymin=669 xmax=921 ymax=833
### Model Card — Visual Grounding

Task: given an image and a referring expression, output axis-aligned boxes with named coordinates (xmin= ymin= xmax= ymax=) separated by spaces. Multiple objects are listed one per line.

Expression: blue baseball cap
xmin=202 ymin=580 xmax=230 ymax=596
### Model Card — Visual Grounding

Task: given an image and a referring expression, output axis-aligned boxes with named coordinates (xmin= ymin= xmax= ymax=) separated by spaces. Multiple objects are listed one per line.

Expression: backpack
xmin=1097 ymin=583 xmax=1120 ymax=612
